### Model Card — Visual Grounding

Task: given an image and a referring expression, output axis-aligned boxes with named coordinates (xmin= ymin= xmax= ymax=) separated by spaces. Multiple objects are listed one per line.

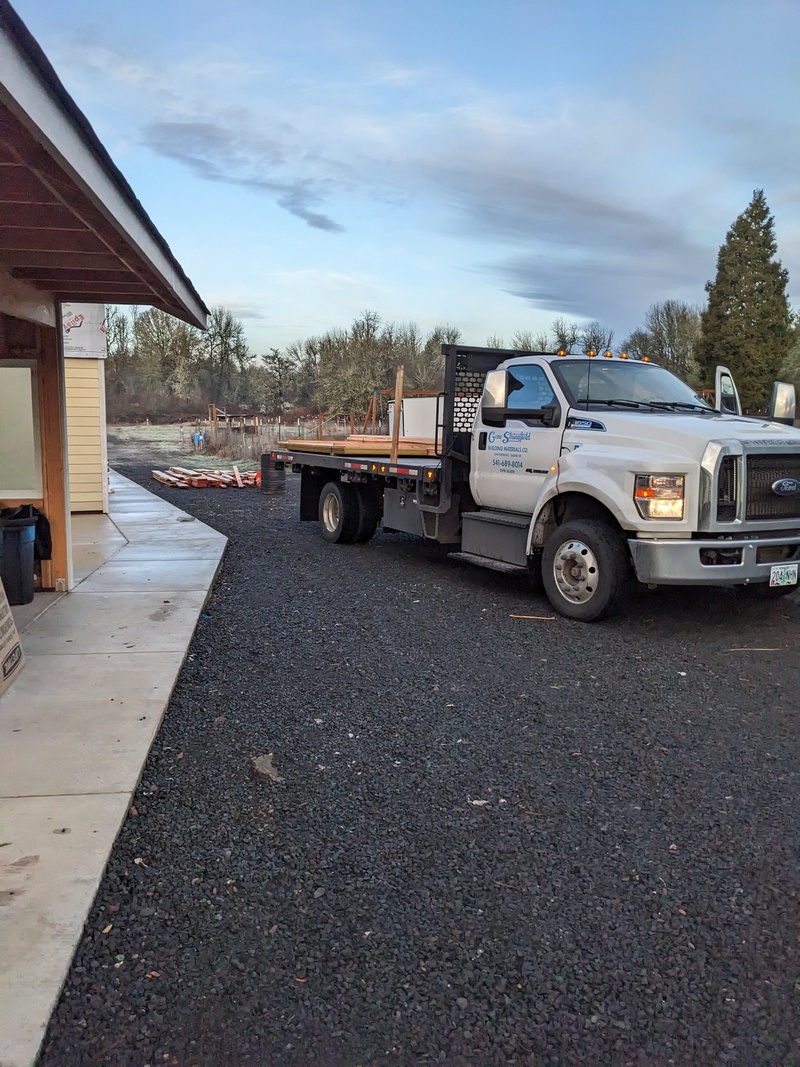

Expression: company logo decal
xmin=771 ymin=478 xmax=800 ymax=496
xmin=487 ymin=430 xmax=532 ymax=444
xmin=566 ymin=417 xmax=606 ymax=431
xmin=63 ymin=313 xmax=84 ymax=333
xmin=2 ymin=643 xmax=22 ymax=680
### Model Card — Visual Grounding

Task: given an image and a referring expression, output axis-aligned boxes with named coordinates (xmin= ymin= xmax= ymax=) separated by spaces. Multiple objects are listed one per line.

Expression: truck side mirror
xmin=769 ymin=381 xmax=797 ymax=425
xmin=714 ymin=366 xmax=742 ymax=415
xmin=481 ymin=369 xmax=508 ymax=427
xmin=539 ymin=402 xmax=561 ymax=427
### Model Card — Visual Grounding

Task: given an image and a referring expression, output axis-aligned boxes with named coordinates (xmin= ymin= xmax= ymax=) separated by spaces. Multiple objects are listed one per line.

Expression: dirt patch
xmin=106 ymin=424 xmax=216 ymax=469
xmin=106 ymin=424 xmax=263 ymax=471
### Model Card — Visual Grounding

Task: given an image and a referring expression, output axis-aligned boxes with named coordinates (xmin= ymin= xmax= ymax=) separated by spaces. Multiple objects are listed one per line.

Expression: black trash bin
xmin=0 ymin=514 xmax=37 ymax=606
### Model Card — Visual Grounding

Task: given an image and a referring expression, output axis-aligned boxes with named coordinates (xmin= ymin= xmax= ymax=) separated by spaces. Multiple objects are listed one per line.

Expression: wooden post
xmin=361 ymin=396 xmax=370 ymax=434
xmin=390 ymin=364 xmax=404 ymax=465
xmin=38 ymin=322 xmax=71 ymax=590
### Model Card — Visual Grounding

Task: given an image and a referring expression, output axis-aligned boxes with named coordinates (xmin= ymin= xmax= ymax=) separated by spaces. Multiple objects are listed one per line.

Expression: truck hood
xmin=563 ymin=408 xmax=800 ymax=459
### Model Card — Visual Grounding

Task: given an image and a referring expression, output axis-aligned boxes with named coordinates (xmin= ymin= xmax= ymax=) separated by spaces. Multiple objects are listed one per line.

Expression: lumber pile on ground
xmin=280 ymin=435 xmax=437 ymax=457
xmin=151 ymin=465 xmax=259 ymax=489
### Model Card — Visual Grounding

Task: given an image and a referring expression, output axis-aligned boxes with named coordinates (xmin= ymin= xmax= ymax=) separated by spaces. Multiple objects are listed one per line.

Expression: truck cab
xmin=462 ymin=348 xmax=800 ymax=619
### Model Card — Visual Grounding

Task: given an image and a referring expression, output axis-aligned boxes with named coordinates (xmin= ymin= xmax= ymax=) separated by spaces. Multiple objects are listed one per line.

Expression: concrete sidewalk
xmin=0 ymin=471 xmax=226 ymax=1067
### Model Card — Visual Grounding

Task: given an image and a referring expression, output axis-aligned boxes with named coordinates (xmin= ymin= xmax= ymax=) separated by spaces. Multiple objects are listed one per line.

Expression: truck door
xmin=471 ymin=362 xmax=563 ymax=514
xmin=715 ymin=366 xmax=742 ymax=415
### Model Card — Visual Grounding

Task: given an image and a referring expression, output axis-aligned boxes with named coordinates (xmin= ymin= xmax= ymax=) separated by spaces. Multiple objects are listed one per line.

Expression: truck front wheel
xmin=319 ymin=482 xmax=359 ymax=543
xmin=542 ymin=520 xmax=630 ymax=621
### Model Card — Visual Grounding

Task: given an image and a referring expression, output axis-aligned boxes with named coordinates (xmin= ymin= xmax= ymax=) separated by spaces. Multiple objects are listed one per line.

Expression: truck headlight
xmin=634 ymin=474 xmax=685 ymax=520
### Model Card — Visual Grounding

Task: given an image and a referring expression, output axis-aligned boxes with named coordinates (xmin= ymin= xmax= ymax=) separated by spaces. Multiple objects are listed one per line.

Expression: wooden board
xmin=281 ymin=435 xmax=437 ymax=457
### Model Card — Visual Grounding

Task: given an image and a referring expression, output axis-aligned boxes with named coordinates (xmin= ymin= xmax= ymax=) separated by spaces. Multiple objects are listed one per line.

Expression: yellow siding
xmin=65 ymin=358 xmax=108 ymax=513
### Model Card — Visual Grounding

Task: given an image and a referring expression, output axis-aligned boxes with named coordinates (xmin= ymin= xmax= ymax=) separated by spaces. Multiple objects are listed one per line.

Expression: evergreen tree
xmin=699 ymin=189 xmax=792 ymax=410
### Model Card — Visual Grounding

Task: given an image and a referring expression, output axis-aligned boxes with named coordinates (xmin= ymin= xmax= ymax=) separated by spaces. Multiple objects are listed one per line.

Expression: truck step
xmin=448 ymin=551 xmax=528 ymax=574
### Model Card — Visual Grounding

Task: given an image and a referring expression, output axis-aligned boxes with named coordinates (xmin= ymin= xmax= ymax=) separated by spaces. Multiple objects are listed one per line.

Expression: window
xmin=506 ymin=365 xmax=556 ymax=412
xmin=0 ymin=362 xmax=42 ymax=498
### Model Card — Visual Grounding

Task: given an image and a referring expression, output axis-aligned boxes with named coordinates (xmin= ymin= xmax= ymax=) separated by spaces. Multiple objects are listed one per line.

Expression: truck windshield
xmin=552 ymin=360 xmax=713 ymax=412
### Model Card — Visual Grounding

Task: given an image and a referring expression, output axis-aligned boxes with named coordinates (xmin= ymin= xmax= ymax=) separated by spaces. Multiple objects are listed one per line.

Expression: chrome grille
xmin=716 ymin=455 xmax=738 ymax=521
xmin=745 ymin=454 xmax=800 ymax=521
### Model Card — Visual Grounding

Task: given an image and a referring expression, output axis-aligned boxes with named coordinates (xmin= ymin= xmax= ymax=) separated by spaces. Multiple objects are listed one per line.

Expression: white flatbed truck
xmin=271 ymin=345 xmax=800 ymax=621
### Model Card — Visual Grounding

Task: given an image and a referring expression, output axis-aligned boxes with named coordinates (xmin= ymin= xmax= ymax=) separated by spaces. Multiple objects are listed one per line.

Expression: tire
xmin=319 ymin=482 xmax=359 ymax=543
xmin=526 ymin=549 xmax=545 ymax=595
xmin=353 ymin=486 xmax=380 ymax=543
xmin=542 ymin=519 xmax=631 ymax=621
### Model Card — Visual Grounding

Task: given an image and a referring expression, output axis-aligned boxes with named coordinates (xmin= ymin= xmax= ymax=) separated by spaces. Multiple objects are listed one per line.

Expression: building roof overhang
xmin=0 ymin=1 xmax=208 ymax=328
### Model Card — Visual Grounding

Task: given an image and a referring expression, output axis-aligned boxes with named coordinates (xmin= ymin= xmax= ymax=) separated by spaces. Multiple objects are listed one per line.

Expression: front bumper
xmin=628 ymin=533 xmax=800 ymax=586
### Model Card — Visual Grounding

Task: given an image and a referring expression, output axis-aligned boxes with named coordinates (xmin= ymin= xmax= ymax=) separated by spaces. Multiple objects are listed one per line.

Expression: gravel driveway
xmin=38 ymin=466 xmax=800 ymax=1067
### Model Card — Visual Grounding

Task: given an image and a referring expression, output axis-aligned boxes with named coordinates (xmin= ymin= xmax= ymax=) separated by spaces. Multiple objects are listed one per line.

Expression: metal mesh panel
xmin=745 ymin=454 xmax=800 ymax=520
xmin=453 ymin=370 xmax=486 ymax=432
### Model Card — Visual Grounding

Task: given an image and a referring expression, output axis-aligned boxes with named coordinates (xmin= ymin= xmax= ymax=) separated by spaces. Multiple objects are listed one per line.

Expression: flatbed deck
xmin=271 ymin=448 xmax=443 ymax=478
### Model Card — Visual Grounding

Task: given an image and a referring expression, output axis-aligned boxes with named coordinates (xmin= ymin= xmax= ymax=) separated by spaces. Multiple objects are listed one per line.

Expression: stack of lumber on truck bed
xmin=280 ymin=435 xmax=437 ymax=457
xmin=151 ymin=465 xmax=259 ymax=488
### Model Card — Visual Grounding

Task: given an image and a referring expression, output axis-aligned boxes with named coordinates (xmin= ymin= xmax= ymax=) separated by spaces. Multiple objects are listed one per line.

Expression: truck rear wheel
xmin=542 ymin=520 xmax=630 ymax=621
xmin=319 ymin=482 xmax=359 ymax=543
xmin=354 ymin=486 xmax=380 ymax=543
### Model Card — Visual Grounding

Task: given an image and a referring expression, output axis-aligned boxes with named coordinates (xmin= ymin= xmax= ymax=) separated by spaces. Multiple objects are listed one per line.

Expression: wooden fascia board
xmin=0 ymin=16 xmax=208 ymax=329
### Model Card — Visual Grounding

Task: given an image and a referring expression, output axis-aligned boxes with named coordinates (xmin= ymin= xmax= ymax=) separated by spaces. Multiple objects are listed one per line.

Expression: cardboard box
xmin=0 ymin=577 xmax=25 ymax=697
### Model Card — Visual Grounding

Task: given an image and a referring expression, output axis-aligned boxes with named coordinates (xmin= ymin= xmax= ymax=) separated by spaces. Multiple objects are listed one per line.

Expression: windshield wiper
xmin=575 ymin=397 xmax=643 ymax=408
xmin=649 ymin=401 xmax=714 ymax=412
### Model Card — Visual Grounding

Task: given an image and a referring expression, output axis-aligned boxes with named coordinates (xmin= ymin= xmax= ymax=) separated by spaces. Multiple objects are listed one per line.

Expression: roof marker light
xmin=604 ymin=349 xmax=613 ymax=359
xmin=557 ymin=349 xmax=567 ymax=357
xmin=620 ymin=352 xmax=629 ymax=360
xmin=587 ymin=349 xmax=596 ymax=358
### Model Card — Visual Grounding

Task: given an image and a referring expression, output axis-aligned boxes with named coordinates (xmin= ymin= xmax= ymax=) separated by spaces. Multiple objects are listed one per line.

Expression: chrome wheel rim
xmin=322 ymin=493 xmax=340 ymax=533
xmin=552 ymin=538 xmax=599 ymax=604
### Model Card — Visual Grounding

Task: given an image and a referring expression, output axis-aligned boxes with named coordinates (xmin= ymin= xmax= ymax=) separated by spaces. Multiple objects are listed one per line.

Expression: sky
xmin=12 ymin=0 xmax=800 ymax=354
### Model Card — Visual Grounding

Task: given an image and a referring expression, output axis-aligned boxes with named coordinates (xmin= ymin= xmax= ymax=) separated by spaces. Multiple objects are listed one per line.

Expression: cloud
xmin=218 ymin=304 xmax=268 ymax=320
xmin=51 ymin=29 xmax=800 ymax=329
xmin=141 ymin=121 xmax=345 ymax=232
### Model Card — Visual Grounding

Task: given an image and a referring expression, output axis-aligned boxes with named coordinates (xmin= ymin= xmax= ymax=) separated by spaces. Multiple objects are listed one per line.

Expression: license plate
xmin=769 ymin=563 xmax=798 ymax=587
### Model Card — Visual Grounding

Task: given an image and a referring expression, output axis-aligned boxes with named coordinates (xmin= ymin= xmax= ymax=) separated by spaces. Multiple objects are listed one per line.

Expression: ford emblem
xmin=771 ymin=477 xmax=800 ymax=496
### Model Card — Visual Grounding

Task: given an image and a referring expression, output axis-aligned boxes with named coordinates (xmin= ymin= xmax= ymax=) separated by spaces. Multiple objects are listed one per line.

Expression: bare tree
xmin=416 ymin=324 xmax=460 ymax=390
xmin=644 ymin=301 xmax=701 ymax=384
xmin=622 ymin=328 xmax=656 ymax=362
xmin=580 ymin=321 xmax=614 ymax=355
xmin=256 ymin=348 xmax=299 ymax=415
xmin=510 ymin=329 xmax=551 ymax=352
xmin=134 ymin=308 xmax=183 ymax=393
xmin=551 ymin=317 xmax=581 ymax=352
xmin=203 ymin=306 xmax=250 ymax=404
xmin=104 ymin=305 xmax=135 ymax=392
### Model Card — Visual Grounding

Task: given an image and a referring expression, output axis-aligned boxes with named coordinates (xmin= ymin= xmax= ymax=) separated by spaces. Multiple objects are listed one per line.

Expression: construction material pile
xmin=151 ymin=465 xmax=260 ymax=489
